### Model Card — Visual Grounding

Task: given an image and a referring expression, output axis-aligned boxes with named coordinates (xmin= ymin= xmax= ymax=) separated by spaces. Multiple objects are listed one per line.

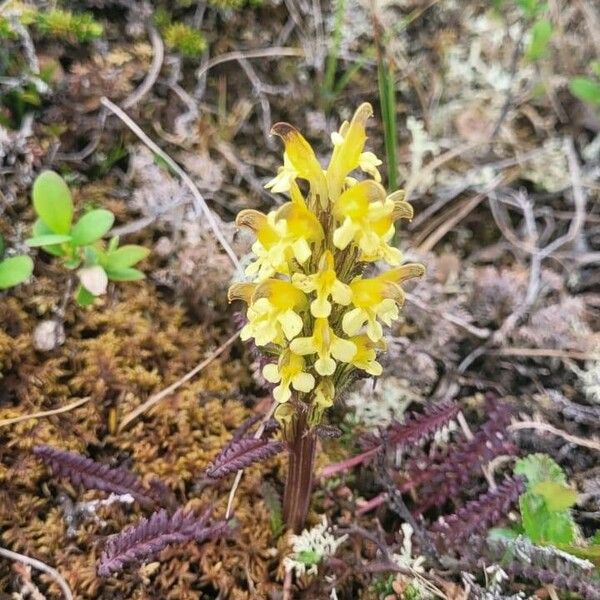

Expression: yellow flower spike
xmin=309 ymin=378 xmax=335 ymax=426
xmin=263 ymin=349 xmax=316 ymax=403
xmin=350 ymin=335 xmax=387 ymax=376
xmin=342 ymin=263 xmax=425 ymax=341
xmin=326 ymin=103 xmax=374 ymax=200
xmin=239 ymin=279 xmax=308 ymax=346
xmin=292 ymin=251 xmax=351 ymax=318
xmin=270 ymin=122 xmax=328 ymax=208
xmin=290 ymin=318 xmax=357 ymax=376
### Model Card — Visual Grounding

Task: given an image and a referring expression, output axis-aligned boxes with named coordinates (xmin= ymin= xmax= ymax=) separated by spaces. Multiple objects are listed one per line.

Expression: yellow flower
xmin=263 ymin=349 xmax=316 ymax=403
xmin=229 ymin=279 xmax=308 ymax=346
xmin=342 ymin=263 xmax=425 ymax=341
xmin=270 ymin=122 xmax=328 ymax=208
xmin=326 ymin=103 xmax=375 ymax=201
xmin=349 ymin=335 xmax=386 ymax=376
xmin=237 ymin=189 xmax=323 ymax=279
xmin=332 ymin=183 xmax=414 ymax=265
xmin=265 ymin=152 xmax=298 ymax=194
xmin=290 ymin=318 xmax=356 ymax=376
xmin=309 ymin=378 xmax=335 ymax=426
xmin=292 ymin=251 xmax=351 ymax=318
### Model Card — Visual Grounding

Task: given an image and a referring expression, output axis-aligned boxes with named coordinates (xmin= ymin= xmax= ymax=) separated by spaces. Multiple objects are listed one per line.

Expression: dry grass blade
xmin=0 ymin=546 xmax=73 ymax=600
xmin=0 ymin=397 xmax=91 ymax=429
xmin=118 ymin=330 xmax=241 ymax=431
xmin=100 ymin=97 xmax=240 ymax=270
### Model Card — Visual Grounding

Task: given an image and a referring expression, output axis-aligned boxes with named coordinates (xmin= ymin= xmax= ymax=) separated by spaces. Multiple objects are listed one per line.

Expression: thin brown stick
xmin=489 ymin=347 xmax=596 ymax=361
xmin=195 ymin=47 xmax=305 ymax=80
xmin=509 ymin=420 xmax=600 ymax=452
xmin=118 ymin=330 xmax=241 ymax=431
xmin=418 ymin=175 xmax=505 ymax=252
xmin=0 ymin=546 xmax=73 ymax=600
xmin=121 ymin=24 xmax=164 ymax=109
xmin=100 ymin=97 xmax=240 ymax=271
xmin=0 ymin=397 xmax=91 ymax=429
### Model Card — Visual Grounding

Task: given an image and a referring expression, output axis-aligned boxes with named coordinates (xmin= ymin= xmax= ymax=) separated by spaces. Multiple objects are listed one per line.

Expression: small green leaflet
xmin=32 ymin=170 xmax=73 ymax=234
xmin=0 ymin=256 xmax=34 ymax=289
xmin=26 ymin=234 xmax=72 ymax=247
xmin=70 ymin=209 xmax=115 ymax=246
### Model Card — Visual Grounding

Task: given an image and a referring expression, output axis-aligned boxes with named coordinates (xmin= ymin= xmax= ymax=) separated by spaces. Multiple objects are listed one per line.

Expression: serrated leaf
xmin=515 ymin=453 xmax=566 ymax=487
xmin=105 ymin=267 xmax=145 ymax=282
xmin=70 ymin=209 xmax=114 ymax=246
xmin=525 ymin=19 xmax=553 ymax=62
xmin=532 ymin=481 xmax=577 ymax=511
xmin=32 ymin=170 xmax=73 ymax=234
xmin=520 ymin=491 xmax=576 ymax=545
xmin=26 ymin=234 xmax=72 ymax=247
xmin=106 ymin=245 xmax=150 ymax=269
xmin=0 ymin=256 xmax=34 ymax=289
xmin=569 ymin=77 xmax=600 ymax=106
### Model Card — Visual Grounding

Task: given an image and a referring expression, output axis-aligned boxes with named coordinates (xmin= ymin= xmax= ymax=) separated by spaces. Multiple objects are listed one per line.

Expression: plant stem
xmin=283 ymin=412 xmax=317 ymax=533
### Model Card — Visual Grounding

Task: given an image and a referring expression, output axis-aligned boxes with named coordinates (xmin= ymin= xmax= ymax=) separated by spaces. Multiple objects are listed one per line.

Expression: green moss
xmin=163 ymin=22 xmax=206 ymax=57
xmin=33 ymin=9 xmax=103 ymax=42
xmin=0 ymin=16 xmax=17 ymax=40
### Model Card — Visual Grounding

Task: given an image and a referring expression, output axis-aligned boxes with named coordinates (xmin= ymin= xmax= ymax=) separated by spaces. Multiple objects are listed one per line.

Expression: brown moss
xmin=0 ymin=278 xmax=284 ymax=598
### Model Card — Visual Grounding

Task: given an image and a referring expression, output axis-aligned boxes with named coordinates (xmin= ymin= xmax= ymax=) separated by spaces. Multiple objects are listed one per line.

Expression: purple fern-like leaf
xmin=430 ymin=476 xmax=525 ymax=547
xmin=204 ymin=437 xmax=285 ymax=479
xmin=97 ymin=507 xmax=232 ymax=576
xmin=406 ymin=401 xmax=518 ymax=513
xmin=33 ymin=445 xmax=176 ymax=510
xmin=322 ymin=400 xmax=459 ymax=479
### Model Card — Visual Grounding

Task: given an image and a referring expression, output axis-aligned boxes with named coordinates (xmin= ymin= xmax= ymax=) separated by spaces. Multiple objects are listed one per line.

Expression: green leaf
xmin=525 ymin=19 xmax=553 ymax=62
xmin=105 ymin=245 xmax=150 ymax=269
xmin=0 ymin=256 xmax=34 ymax=289
xmin=296 ymin=549 xmax=321 ymax=566
xmin=515 ymin=453 xmax=566 ymax=487
xmin=70 ymin=209 xmax=114 ymax=246
xmin=532 ymin=481 xmax=577 ymax=511
xmin=32 ymin=170 xmax=73 ymax=234
xmin=74 ymin=284 xmax=96 ymax=306
xmin=26 ymin=234 xmax=72 ymax=247
xmin=520 ymin=492 xmax=576 ymax=545
xmin=569 ymin=77 xmax=600 ymax=106
xmin=30 ymin=220 xmax=64 ymax=256
xmin=105 ymin=267 xmax=145 ymax=281
xmin=0 ymin=234 xmax=5 ymax=257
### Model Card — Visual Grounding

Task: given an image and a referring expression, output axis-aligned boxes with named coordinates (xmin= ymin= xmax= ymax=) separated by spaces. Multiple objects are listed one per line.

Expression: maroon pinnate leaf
xmin=204 ymin=437 xmax=285 ymax=479
xmin=33 ymin=445 xmax=175 ymax=510
xmin=97 ymin=507 xmax=232 ymax=576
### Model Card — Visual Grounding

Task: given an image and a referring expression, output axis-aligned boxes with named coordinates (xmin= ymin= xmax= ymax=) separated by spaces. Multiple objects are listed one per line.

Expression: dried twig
xmin=100 ymin=97 xmax=240 ymax=270
xmin=118 ymin=330 xmax=241 ymax=431
xmin=195 ymin=47 xmax=305 ymax=81
xmin=0 ymin=397 xmax=91 ymax=429
xmin=0 ymin=546 xmax=73 ymax=600
xmin=121 ymin=24 xmax=164 ymax=109
xmin=509 ymin=420 xmax=600 ymax=452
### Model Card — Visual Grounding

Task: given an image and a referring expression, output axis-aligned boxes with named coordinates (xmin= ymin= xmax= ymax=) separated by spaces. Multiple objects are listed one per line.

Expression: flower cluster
xmin=229 ymin=103 xmax=424 ymax=427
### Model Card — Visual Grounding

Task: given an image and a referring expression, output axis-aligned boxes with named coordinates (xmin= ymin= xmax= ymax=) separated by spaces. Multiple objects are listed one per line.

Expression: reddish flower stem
xmin=283 ymin=412 xmax=317 ymax=533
